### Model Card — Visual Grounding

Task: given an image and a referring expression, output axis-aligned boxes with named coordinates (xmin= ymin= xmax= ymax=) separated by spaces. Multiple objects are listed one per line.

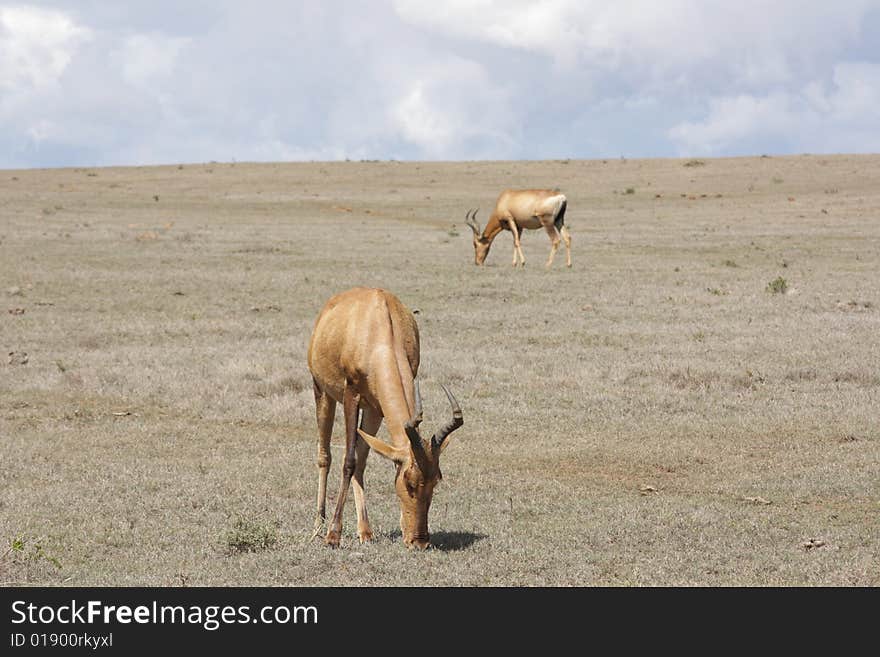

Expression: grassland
xmin=1 ymin=155 xmax=878 ymax=585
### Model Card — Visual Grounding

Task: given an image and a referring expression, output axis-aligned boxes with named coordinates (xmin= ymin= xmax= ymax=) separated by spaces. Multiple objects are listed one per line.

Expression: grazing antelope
xmin=465 ymin=189 xmax=571 ymax=267
xmin=307 ymin=287 xmax=463 ymax=549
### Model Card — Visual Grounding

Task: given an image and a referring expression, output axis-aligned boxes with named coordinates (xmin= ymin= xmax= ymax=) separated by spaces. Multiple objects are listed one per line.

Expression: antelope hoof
xmin=358 ymin=528 xmax=374 ymax=544
xmin=325 ymin=529 xmax=341 ymax=548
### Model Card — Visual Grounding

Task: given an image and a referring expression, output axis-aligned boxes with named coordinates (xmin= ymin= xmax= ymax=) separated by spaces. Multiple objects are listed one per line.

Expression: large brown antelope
xmin=307 ymin=287 xmax=463 ymax=549
xmin=465 ymin=189 xmax=571 ymax=267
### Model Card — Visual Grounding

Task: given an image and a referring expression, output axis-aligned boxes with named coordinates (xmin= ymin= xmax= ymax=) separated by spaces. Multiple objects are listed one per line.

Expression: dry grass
xmin=1 ymin=155 xmax=878 ymax=586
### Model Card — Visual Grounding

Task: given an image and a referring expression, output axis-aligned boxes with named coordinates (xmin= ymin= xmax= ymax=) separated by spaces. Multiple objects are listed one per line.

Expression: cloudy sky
xmin=2 ymin=1 xmax=879 ymax=168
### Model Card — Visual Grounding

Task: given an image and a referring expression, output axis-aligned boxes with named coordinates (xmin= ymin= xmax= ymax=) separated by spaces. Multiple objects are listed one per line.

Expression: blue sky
xmin=2 ymin=1 xmax=879 ymax=168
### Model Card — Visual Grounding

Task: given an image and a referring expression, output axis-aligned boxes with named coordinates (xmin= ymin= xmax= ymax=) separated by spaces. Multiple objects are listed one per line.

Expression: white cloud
xmin=0 ymin=2 xmax=879 ymax=167
xmin=393 ymin=0 xmax=874 ymax=90
xmin=393 ymin=0 xmax=583 ymax=65
xmin=668 ymin=62 xmax=880 ymax=155
xmin=0 ymin=5 xmax=91 ymax=90
xmin=668 ymin=94 xmax=802 ymax=155
xmin=394 ymin=82 xmax=457 ymax=153
xmin=119 ymin=33 xmax=191 ymax=88
xmin=827 ymin=61 xmax=880 ymax=121
xmin=390 ymin=57 xmax=516 ymax=157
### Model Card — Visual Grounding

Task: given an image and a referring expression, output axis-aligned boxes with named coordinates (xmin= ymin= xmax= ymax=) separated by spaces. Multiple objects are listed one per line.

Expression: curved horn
xmin=431 ymin=384 xmax=463 ymax=453
xmin=405 ymin=379 xmax=423 ymax=431
xmin=464 ymin=208 xmax=481 ymax=236
xmin=404 ymin=380 xmax=432 ymax=471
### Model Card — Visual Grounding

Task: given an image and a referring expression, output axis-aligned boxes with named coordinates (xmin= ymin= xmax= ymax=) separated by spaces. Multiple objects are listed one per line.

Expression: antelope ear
xmin=357 ymin=429 xmax=408 ymax=462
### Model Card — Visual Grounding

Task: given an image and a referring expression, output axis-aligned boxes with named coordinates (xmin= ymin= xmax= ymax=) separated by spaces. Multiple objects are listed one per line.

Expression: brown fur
xmin=466 ymin=189 xmax=572 ymax=267
xmin=307 ymin=287 xmax=462 ymax=548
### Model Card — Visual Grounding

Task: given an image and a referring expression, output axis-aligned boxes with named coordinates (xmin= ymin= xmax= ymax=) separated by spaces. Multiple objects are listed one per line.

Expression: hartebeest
xmin=465 ymin=189 xmax=571 ymax=267
xmin=307 ymin=287 xmax=463 ymax=549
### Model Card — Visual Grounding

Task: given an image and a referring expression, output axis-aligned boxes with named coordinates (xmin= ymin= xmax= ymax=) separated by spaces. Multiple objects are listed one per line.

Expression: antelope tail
xmin=554 ymin=198 xmax=568 ymax=231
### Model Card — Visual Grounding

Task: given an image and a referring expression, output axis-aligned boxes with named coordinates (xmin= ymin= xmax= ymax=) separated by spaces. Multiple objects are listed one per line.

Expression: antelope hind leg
xmin=543 ymin=222 xmax=561 ymax=268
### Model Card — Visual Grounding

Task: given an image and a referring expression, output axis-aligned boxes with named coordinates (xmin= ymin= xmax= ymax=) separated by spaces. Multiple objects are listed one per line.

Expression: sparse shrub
xmin=3 ymin=535 xmax=62 ymax=570
xmin=624 ymin=187 xmax=635 ymax=195
xmin=784 ymin=369 xmax=818 ymax=382
xmin=448 ymin=224 xmax=459 ymax=238
xmin=683 ymin=159 xmax=705 ymax=167
xmin=224 ymin=517 xmax=279 ymax=554
xmin=707 ymin=287 xmax=723 ymax=296
xmin=832 ymin=371 xmax=880 ymax=386
xmin=32 ymin=541 xmax=61 ymax=569
xmin=767 ymin=276 xmax=788 ymax=294
xmin=771 ymin=177 xmax=784 ymax=184
xmin=722 ymin=259 xmax=738 ymax=267
xmin=667 ymin=368 xmax=721 ymax=390
xmin=740 ymin=369 xmax=766 ymax=386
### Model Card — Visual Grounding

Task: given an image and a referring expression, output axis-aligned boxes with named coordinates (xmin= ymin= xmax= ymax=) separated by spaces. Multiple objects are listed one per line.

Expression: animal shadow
xmin=428 ymin=530 xmax=487 ymax=552
xmin=386 ymin=529 xmax=486 ymax=551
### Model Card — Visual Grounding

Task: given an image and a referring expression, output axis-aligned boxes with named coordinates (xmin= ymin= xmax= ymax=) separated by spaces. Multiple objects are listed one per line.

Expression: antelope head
xmin=464 ymin=208 xmax=490 ymax=265
xmin=357 ymin=381 xmax=463 ymax=549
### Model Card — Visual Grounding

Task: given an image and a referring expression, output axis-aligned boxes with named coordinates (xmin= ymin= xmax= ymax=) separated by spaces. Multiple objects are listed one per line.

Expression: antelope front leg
xmin=311 ymin=380 xmax=336 ymax=539
xmin=352 ymin=406 xmax=381 ymax=543
xmin=326 ymin=381 xmax=360 ymax=547
xmin=507 ymin=218 xmax=525 ymax=266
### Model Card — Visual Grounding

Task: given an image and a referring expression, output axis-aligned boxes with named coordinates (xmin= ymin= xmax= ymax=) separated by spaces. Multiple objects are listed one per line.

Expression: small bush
xmin=624 ymin=187 xmax=635 ymax=195
xmin=3 ymin=535 xmax=62 ymax=570
xmin=767 ymin=277 xmax=788 ymax=294
xmin=722 ymin=259 xmax=738 ymax=267
xmin=224 ymin=517 xmax=279 ymax=554
xmin=683 ymin=159 xmax=705 ymax=167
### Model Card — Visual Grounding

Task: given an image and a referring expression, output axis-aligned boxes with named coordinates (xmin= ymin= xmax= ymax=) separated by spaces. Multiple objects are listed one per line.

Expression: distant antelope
xmin=307 ymin=287 xmax=464 ymax=549
xmin=465 ymin=189 xmax=571 ymax=267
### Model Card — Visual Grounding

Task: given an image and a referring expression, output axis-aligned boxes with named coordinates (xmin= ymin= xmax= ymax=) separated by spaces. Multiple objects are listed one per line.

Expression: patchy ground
xmin=1 ymin=155 xmax=878 ymax=585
